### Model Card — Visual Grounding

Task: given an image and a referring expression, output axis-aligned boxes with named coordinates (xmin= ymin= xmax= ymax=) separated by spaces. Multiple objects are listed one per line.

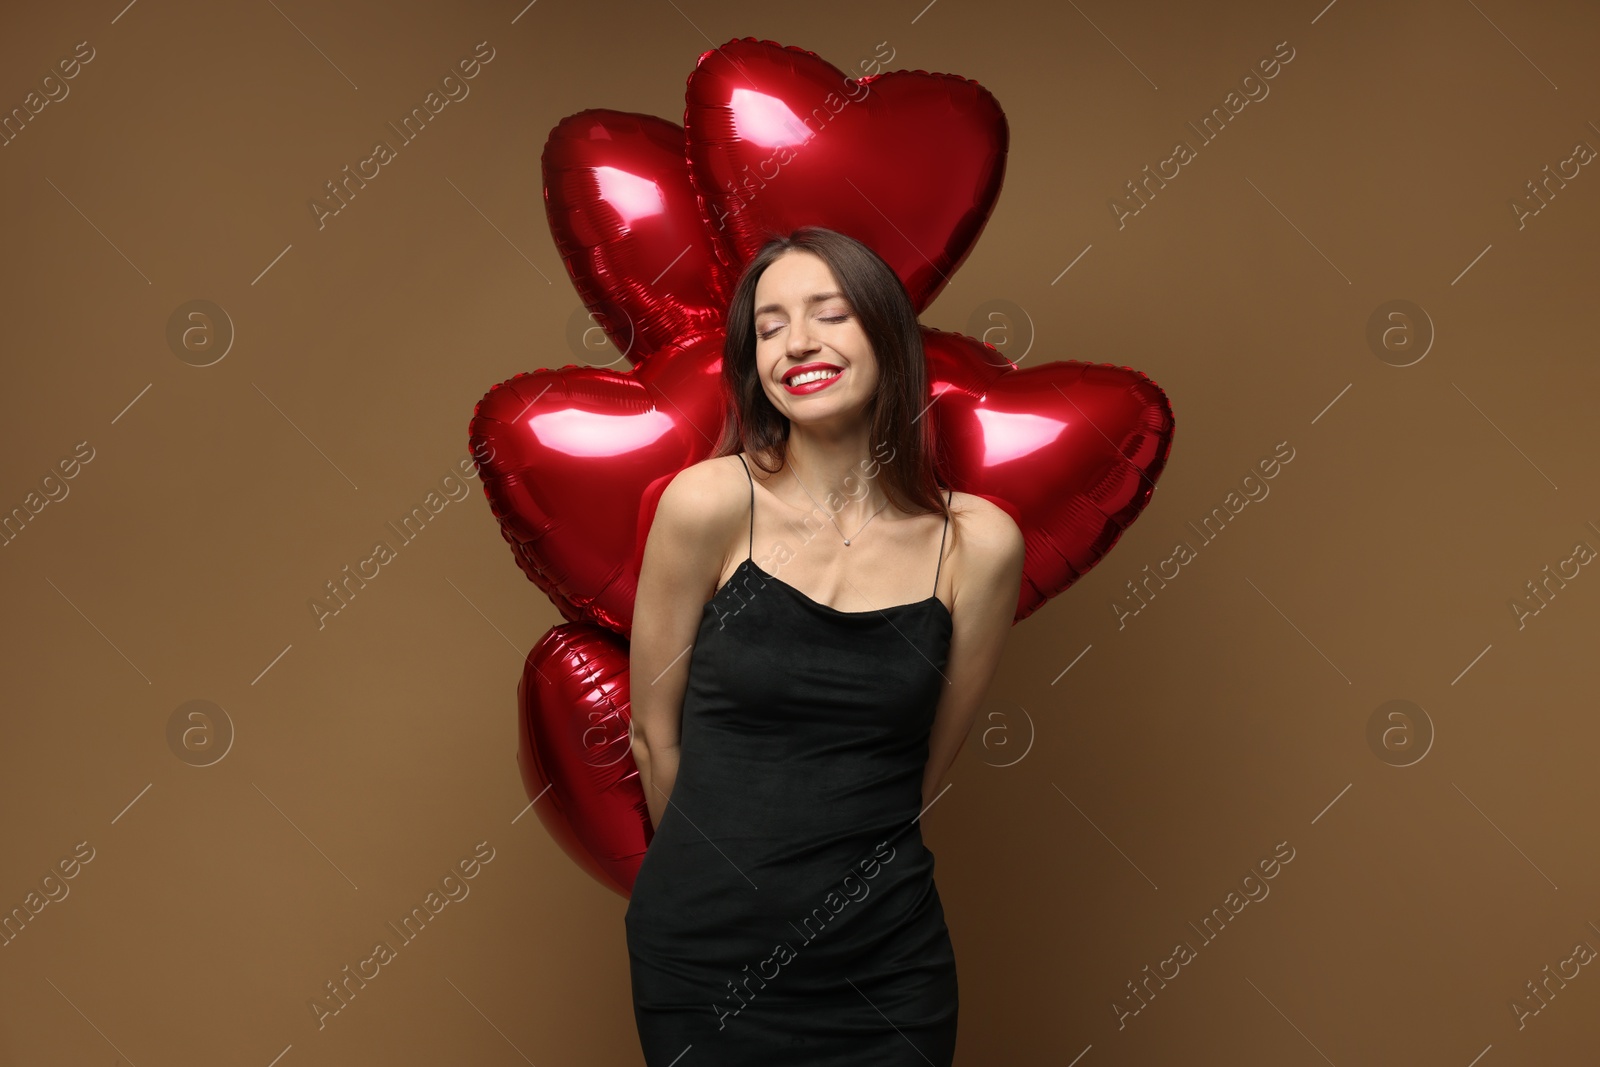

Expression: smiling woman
xmin=624 ymin=226 xmax=1025 ymax=1065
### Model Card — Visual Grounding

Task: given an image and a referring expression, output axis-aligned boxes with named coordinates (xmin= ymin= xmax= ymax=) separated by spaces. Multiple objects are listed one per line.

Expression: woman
xmin=625 ymin=225 xmax=1025 ymax=1065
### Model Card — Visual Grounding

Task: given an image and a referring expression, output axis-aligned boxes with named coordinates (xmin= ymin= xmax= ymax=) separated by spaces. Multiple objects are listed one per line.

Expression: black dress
xmin=626 ymin=454 xmax=959 ymax=1065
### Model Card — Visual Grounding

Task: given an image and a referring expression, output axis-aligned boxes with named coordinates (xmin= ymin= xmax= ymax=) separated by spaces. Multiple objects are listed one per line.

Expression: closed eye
xmin=758 ymin=314 xmax=850 ymax=341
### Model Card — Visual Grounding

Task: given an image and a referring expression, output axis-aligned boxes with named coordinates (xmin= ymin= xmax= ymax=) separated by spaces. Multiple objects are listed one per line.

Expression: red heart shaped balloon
xmin=922 ymin=328 xmax=1175 ymax=620
xmin=515 ymin=623 xmax=643 ymax=899
xmin=468 ymin=333 xmax=725 ymax=635
xmin=543 ymin=109 xmax=734 ymax=363
xmin=685 ymin=38 xmax=1007 ymax=313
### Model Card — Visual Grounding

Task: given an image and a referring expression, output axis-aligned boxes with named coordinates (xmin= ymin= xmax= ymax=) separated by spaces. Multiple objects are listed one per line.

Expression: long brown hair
xmin=709 ymin=226 xmax=952 ymax=533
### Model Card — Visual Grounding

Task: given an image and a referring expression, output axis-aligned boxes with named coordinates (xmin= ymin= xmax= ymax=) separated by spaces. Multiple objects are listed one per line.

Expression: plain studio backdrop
xmin=2 ymin=1 xmax=1598 ymax=1064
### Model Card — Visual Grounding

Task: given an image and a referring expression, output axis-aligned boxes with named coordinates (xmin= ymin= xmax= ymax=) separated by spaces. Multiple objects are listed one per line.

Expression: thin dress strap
xmin=933 ymin=488 xmax=952 ymax=593
xmin=737 ymin=454 xmax=754 ymax=561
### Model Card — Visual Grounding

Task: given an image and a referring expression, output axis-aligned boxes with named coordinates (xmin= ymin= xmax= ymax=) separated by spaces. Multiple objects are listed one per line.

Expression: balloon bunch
xmin=467 ymin=38 xmax=1175 ymax=898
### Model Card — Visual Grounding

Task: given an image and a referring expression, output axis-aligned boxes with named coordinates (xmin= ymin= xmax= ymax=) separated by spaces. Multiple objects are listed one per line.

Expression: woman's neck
xmin=776 ymin=428 xmax=888 ymax=520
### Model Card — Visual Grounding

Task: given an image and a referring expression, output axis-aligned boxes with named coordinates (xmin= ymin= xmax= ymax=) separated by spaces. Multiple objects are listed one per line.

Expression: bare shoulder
xmin=659 ymin=453 xmax=748 ymax=516
xmin=650 ymin=454 xmax=751 ymax=565
xmin=947 ymin=491 xmax=1024 ymax=561
xmin=945 ymin=490 xmax=1025 ymax=607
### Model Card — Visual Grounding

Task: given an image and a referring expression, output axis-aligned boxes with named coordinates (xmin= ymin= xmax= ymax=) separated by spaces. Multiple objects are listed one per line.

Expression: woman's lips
xmin=783 ymin=366 xmax=844 ymax=395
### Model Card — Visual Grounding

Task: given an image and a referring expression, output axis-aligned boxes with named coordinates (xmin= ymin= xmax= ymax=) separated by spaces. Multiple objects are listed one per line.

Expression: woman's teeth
xmin=789 ymin=368 xmax=840 ymax=386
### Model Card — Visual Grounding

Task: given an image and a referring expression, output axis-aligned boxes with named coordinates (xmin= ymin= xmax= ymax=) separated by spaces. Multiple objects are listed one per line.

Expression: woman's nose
xmin=787 ymin=319 xmax=814 ymax=355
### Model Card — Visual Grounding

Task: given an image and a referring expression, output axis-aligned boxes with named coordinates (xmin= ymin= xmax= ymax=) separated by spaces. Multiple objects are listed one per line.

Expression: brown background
xmin=3 ymin=0 xmax=1598 ymax=1063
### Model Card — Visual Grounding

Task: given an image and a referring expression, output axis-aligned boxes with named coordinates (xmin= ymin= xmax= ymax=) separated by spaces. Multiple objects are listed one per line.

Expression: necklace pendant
xmin=843 ymin=539 xmax=851 ymax=546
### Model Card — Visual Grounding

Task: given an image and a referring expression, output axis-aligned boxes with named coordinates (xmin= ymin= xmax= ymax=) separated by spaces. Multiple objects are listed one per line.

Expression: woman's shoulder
xmin=943 ymin=489 xmax=1025 ymax=564
xmin=938 ymin=490 xmax=1025 ymax=616
xmin=669 ymin=453 xmax=753 ymax=495
xmin=655 ymin=454 xmax=751 ymax=531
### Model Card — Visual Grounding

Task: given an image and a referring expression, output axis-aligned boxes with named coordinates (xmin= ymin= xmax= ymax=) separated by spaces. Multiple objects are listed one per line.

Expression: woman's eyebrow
xmin=753 ymin=291 xmax=845 ymax=317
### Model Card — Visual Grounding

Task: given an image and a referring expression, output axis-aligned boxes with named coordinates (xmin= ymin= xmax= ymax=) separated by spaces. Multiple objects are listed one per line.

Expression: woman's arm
xmin=920 ymin=497 xmax=1027 ymax=814
xmin=629 ymin=460 xmax=737 ymax=830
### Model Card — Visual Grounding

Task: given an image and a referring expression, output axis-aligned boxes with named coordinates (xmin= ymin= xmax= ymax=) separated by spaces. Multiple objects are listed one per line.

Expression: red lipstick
xmin=781 ymin=362 xmax=844 ymax=395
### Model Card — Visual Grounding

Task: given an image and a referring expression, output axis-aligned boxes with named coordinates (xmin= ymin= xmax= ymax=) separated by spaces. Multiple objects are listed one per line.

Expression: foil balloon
xmin=542 ymin=110 xmax=734 ymax=363
xmin=515 ymin=624 xmax=643 ymax=899
xmin=922 ymin=328 xmax=1174 ymax=622
xmin=468 ymin=333 xmax=725 ymax=636
xmin=685 ymin=38 xmax=1007 ymax=313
